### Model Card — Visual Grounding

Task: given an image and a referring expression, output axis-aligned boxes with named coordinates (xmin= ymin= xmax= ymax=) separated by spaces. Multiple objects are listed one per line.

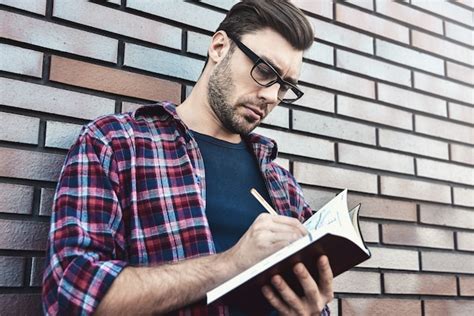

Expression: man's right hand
xmin=228 ymin=213 xmax=308 ymax=270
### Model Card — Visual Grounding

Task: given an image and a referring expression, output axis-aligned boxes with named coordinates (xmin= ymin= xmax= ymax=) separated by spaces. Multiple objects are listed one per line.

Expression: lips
xmin=243 ymin=104 xmax=264 ymax=120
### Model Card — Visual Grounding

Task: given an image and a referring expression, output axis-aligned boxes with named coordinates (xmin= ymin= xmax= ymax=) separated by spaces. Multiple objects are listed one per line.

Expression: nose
xmin=256 ymin=83 xmax=280 ymax=104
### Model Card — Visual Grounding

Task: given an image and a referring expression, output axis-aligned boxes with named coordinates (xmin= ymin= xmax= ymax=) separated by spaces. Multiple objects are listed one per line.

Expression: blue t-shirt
xmin=192 ymin=130 xmax=274 ymax=253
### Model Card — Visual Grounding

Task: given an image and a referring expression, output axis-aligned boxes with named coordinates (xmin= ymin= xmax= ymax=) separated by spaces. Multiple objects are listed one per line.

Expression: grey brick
xmin=0 ymin=219 xmax=49 ymax=251
xmin=0 ymin=147 xmax=65 ymax=182
xmin=45 ymin=121 xmax=82 ymax=149
xmin=0 ymin=112 xmax=40 ymax=144
xmin=124 ymin=43 xmax=205 ymax=82
xmin=0 ymin=257 xmax=25 ymax=287
xmin=0 ymin=78 xmax=115 ymax=120
xmin=0 ymin=183 xmax=34 ymax=215
xmin=293 ymin=110 xmax=376 ymax=145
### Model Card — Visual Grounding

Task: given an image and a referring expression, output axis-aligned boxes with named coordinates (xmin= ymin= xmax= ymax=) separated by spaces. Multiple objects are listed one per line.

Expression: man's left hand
xmin=261 ymin=255 xmax=334 ymax=315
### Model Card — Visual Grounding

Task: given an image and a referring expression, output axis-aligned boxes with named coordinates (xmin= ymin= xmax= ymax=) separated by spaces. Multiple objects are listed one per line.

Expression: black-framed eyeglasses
xmin=227 ymin=33 xmax=304 ymax=103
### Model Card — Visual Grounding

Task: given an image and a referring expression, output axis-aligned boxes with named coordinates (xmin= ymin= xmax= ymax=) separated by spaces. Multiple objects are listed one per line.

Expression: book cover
xmin=207 ymin=189 xmax=371 ymax=313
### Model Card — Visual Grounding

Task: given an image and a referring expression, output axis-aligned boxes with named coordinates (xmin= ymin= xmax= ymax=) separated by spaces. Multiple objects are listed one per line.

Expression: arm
xmin=96 ymin=213 xmax=309 ymax=314
xmin=96 ymin=249 xmax=236 ymax=314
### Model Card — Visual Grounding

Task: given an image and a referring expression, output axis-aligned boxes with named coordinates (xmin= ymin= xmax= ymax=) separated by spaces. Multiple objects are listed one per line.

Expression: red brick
xmin=308 ymin=17 xmax=374 ymax=54
xmin=384 ymin=272 xmax=457 ymax=296
xmin=420 ymin=204 xmax=474 ymax=230
xmin=447 ymin=62 xmax=474 ymax=85
xmin=341 ymin=297 xmax=421 ymax=316
xmin=126 ymin=0 xmax=225 ymax=32
xmin=358 ymin=246 xmax=419 ymax=270
xmin=39 ymin=188 xmax=55 ymax=217
xmin=382 ymin=223 xmax=454 ymax=249
xmin=457 ymin=231 xmax=474 ymax=252
xmin=338 ymin=95 xmax=413 ymax=130
xmin=348 ymin=193 xmax=418 ymax=222
xmin=0 ymin=219 xmax=49 ymax=251
xmin=460 ymin=276 xmax=474 ymax=296
xmin=417 ymin=158 xmax=474 ymax=185
xmin=334 ymin=270 xmax=380 ymax=293
xmin=377 ymin=83 xmax=447 ymax=117
xmin=0 ymin=43 xmax=43 ymax=77
xmin=0 ymin=183 xmax=34 ymax=215
xmin=0 ymin=257 xmax=25 ymax=287
xmin=380 ymin=176 xmax=451 ymax=204
xmin=50 ymin=56 xmax=181 ymax=103
xmin=0 ymin=112 xmax=40 ymax=145
xmin=337 ymin=49 xmax=411 ymax=86
xmin=412 ymin=30 xmax=472 ymax=66
xmin=1 ymin=11 xmax=117 ymax=62
xmin=379 ymin=129 xmax=449 ymax=160
xmin=45 ymin=121 xmax=82 ymax=150
xmin=360 ymin=220 xmax=379 ymax=243
xmin=375 ymin=39 xmax=444 ymax=75
xmin=449 ymin=102 xmax=474 ymax=124
xmin=0 ymin=294 xmax=42 ymax=316
xmin=451 ymin=143 xmax=474 ymax=165
xmin=339 ymin=143 xmax=414 ymax=175
xmin=0 ymin=78 xmax=115 ymax=120
xmin=295 ymin=86 xmax=335 ymax=113
xmin=302 ymin=62 xmax=376 ymax=99
xmin=294 ymin=162 xmax=378 ymax=194
xmin=30 ymin=257 xmax=45 ymax=287
xmin=262 ymin=106 xmax=289 ymax=129
xmin=422 ymin=251 xmax=474 ymax=274
xmin=0 ymin=147 xmax=65 ymax=182
xmin=1 ymin=0 xmax=46 ymax=15
xmin=255 ymin=127 xmax=334 ymax=161
xmin=424 ymin=300 xmax=474 ymax=316
xmin=337 ymin=3 xmax=409 ymax=43
xmin=453 ymin=187 xmax=474 ymax=207
xmin=53 ymin=0 xmax=181 ymax=49
xmin=124 ymin=43 xmax=205 ymax=82
xmin=376 ymin=0 xmax=443 ymax=34
xmin=445 ymin=21 xmax=474 ymax=46
xmin=292 ymin=0 xmax=333 ymax=19
xmin=411 ymin=0 xmax=473 ymax=26
xmin=415 ymin=115 xmax=473 ymax=145
xmin=293 ymin=110 xmax=376 ymax=145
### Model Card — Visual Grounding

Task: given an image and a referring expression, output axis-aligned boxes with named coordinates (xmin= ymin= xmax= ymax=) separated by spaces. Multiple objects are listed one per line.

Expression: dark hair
xmin=217 ymin=0 xmax=314 ymax=50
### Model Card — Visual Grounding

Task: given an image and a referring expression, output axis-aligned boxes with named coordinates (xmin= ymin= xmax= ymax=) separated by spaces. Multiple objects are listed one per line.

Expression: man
xmin=42 ymin=0 xmax=334 ymax=315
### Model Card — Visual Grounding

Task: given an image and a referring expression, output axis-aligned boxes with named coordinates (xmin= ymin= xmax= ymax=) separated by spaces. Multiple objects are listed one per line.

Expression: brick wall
xmin=0 ymin=0 xmax=473 ymax=314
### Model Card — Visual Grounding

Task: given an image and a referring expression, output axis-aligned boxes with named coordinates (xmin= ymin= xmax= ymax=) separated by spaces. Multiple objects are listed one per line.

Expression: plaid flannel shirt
xmin=42 ymin=102 xmax=330 ymax=315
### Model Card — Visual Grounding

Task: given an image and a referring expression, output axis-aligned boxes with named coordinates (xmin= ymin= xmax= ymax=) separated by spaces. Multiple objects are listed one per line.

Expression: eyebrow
xmin=261 ymin=55 xmax=299 ymax=85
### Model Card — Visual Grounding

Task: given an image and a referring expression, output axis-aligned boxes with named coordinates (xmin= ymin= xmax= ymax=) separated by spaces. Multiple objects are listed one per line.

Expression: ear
xmin=208 ymin=30 xmax=231 ymax=64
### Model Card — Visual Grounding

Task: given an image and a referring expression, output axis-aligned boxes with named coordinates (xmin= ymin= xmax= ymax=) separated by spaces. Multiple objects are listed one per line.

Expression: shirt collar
xmin=133 ymin=102 xmax=279 ymax=163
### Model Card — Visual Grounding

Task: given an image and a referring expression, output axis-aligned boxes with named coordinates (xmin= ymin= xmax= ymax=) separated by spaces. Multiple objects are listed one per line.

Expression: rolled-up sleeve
xmin=42 ymin=130 xmax=127 ymax=315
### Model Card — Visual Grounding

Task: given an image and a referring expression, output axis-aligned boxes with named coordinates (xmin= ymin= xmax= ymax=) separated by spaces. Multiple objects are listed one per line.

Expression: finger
xmin=317 ymin=255 xmax=334 ymax=300
xmin=270 ymin=215 xmax=308 ymax=236
xmin=293 ymin=262 xmax=321 ymax=306
xmin=262 ymin=285 xmax=291 ymax=314
xmin=270 ymin=275 xmax=305 ymax=314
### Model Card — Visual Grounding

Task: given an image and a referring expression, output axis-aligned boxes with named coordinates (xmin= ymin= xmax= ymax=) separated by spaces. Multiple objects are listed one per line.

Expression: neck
xmin=177 ymin=79 xmax=242 ymax=144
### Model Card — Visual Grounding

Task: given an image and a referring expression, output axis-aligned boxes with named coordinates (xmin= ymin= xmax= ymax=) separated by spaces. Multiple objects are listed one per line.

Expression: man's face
xmin=207 ymin=28 xmax=304 ymax=135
